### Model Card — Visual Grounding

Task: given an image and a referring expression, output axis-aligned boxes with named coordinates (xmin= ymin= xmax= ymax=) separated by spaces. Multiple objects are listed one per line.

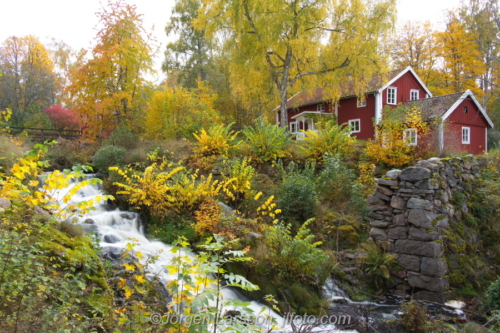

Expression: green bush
xmin=486 ymin=276 xmax=500 ymax=310
xmin=242 ymin=117 xmax=292 ymax=162
xmin=45 ymin=138 xmax=90 ymax=170
xmin=276 ymin=162 xmax=317 ymax=224
xmin=104 ymin=126 xmax=140 ymax=150
xmin=316 ymin=156 xmax=368 ymax=216
xmin=92 ymin=145 xmax=127 ymax=174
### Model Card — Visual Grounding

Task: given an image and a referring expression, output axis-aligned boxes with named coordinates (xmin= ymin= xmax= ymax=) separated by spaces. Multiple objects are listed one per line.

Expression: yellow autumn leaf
xmin=123 ymin=263 xmax=135 ymax=271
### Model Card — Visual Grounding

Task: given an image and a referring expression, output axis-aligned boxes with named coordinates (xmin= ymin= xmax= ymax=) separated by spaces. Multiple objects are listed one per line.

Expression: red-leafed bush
xmin=43 ymin=105 xmax=81 ymax=131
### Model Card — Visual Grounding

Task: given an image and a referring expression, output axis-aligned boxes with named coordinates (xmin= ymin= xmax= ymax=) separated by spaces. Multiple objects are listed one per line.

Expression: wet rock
xmin=101 ymin=246 xmax=123 ymax=262
xmin=413 ymin=290 xmax=451 ymax=303
xmin=399 ymin=167 xmax=431 ymax=182
xmin=84 ymin=218 xmax=95 ymax=224
xmin=104 ymin=234 xmax=122 ymax=244
xmin=83 ymin=224 xmax=99 ymax=234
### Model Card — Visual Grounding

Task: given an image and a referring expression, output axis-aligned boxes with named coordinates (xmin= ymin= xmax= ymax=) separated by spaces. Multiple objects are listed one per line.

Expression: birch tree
xmin=196 ymin=0 xmax=396 ymax=126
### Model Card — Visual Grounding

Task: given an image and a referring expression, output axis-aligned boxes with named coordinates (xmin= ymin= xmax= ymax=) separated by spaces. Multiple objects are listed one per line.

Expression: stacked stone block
xmin=367 ymin=157 xmax=480 ymax=296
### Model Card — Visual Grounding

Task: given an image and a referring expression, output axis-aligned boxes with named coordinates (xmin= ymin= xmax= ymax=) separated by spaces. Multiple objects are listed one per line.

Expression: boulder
xmin=387 ymin=227 xmax=408 ymax=240
xmin=368 ymin=212 xmax=385 ymax=220
xmin=399 ymin=167 xmax=431 ymax=182
xmin=370 ymin=220 xmax=391 ymax=228
xmin=393 ymin=214 xmax=406 ymax=226
xmin=395 ymin=240 xmax=443 ymax=258
xmin=385 ymin=170 xmax=402 ymax=179
xmin=407 ymin=272 xmax=449 ymax=292
xmin=416 ymin=160 xmax=441 ymax=172
xmin=413 ymin=290 xmax=451 ymax=303
xmin=0 ymin=197 xmax=11 ymax=210
xmin=373 ymin=191 xmax=391 ymax=202
xmin=397 ymin=254 xmax=420 ymax=271
xmin=104 ymin=234 xmax=122 ymax=244
xmin=407 ymin=198 xmax=433 ymax=210
xmin=370 ymin=227 xmax=387 ymax=241
xmin=390 ymin=196 xmax=406 ymax=210
xmin=368 ymin=195 xmax=385 ymax=206
xmin=407 ymin=209 xmax=438 ymax=229
xmin=408 ymin=228 xmax=439 ymax=241
xmin=420 ymin=258 xmax=448 ymax=277
xmin=376 ymin=179 xmax=398 ymax=187
xmin=377 ymin=186 xmax=394 ymax=196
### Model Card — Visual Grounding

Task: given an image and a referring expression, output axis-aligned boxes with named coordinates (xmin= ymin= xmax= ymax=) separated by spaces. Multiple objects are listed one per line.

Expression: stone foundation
xmin=367 ymin=156 xmax=481 ymax=297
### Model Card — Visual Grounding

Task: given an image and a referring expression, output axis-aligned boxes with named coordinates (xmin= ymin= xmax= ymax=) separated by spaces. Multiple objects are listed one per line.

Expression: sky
xmin=0 ymin=0 xmax=461 ymax=82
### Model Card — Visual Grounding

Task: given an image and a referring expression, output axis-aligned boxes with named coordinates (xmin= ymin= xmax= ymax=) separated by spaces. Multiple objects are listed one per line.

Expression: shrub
xmin=45 ymin=138 xmax=90 ymax=170
xmin=43 ymin=105 xmax=81 ymax=131
xmin=242 ymin=117 xmax=292 ymax=162
xmin=357 ymin=241 xmax=397 ymax=289
xmin=276 ymin=162 xmax=317 ymax=224
xmin=105 ymin=125 xmax=140 ymax=150
xmin=265 ymin=219 xmax=331 ymax=281
xmin=486 ymin=276 xmax=500 ymax=310
xmin=191 ymin=123 xmax=239 ymax=170
xmin=222 ymin=157 xmax=257 ymax=210
xmin=316 ymin=156 xmax=368 ymax=216
xmin=364 ymin=104 xmax=434 ymax=168
xmin=299 ymin=120 xmax=356 ymax=162
xmin=92 ymin=145 xmax=127 ymax=174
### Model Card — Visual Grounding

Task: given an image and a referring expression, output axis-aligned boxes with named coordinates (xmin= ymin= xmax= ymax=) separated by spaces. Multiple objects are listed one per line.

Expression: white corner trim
xmin=374 ymin=92 xmax=382 ymax=125
xmin=378 ymin=66 xmax=433 ymax=98
xmin=441 ymin=90 xmax=494 ymax=128
xmin=438 ymin=122 xmax=444 ymax=153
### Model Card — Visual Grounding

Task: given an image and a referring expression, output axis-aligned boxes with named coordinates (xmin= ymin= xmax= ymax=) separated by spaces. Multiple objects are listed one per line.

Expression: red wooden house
xmin=277 ymin=67 xmax=494 ymax=154
xmin=404 ymin=90 xmax=494 ymax=155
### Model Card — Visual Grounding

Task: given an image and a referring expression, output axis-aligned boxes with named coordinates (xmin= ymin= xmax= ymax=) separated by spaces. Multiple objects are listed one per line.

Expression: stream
xmin=54 ymin=175 xmax=466 ymax=332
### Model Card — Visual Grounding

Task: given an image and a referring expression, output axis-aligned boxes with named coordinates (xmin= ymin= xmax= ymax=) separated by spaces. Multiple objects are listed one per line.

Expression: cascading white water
xmin=52 ymin=176 xmax=354 ymax=333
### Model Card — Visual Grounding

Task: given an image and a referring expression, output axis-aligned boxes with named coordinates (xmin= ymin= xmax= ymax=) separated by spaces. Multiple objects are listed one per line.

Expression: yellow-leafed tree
xmin=67 ymin=0 xmax=154 ymax=140
xmin=143 ymin=80 xmax=221 ymax=140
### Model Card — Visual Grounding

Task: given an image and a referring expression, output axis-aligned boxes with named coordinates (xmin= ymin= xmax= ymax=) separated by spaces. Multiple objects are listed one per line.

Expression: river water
xmin=54 ymin=176 xmax=465 ymax=332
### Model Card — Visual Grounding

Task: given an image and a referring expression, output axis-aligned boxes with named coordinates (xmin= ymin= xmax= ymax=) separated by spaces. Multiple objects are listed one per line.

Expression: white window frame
xmin=348 ymin=119 xmax=361 ymax=133
xmin=387 ymin=87 xmax=397 ymax=105
xmin=462 ymin=127 xmax=470 ymax=144
xmin=403 ymin=128 xmax=418 ymax=146
xmin=290 ymin=121 xmax=299 ymax=134
xmin=317 ymin=103 xmax=325 ymax=112
xmin=357 ymin=98 xmax=366 ymax=108
xmin=410 ymin=89 xmax=419 ymax=101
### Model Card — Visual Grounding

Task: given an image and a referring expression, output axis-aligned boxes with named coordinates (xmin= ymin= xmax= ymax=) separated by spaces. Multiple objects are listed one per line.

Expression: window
xmin=464 ymin=106 xmax=468 ymax=113
xmin=348 ymin=119 xmax=360 ymax=133
xmin=290 ymin=122 xmax=299 ymax=133
xmin=462 ymin=127 xmax=470 ymax=144
xmin=317 ymin=103 xmax=325 ymax=112
xmin=410 ymin=89 xmax=419 ymax=101
xmin=403 ymin=128 xmax=418 ymax=146
xmin=387 ymin=87 xmax=397 ymax=105
xmin=357 ymin=98 xmax=366 ymax=107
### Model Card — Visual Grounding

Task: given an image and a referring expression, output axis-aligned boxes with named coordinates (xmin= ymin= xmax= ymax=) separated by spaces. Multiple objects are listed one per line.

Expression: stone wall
xmin=367 ymin=156 xmax=481 ymax=298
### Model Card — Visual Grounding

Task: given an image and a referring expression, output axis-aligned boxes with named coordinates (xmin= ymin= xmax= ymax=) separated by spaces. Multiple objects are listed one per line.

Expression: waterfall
xmin=54 ymin=176 xmax=353 ymax=332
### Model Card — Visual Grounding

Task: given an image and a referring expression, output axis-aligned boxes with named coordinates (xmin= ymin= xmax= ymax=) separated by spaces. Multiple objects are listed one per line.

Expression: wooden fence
xmin=7 ymin=127 xmax=82 ymax=141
